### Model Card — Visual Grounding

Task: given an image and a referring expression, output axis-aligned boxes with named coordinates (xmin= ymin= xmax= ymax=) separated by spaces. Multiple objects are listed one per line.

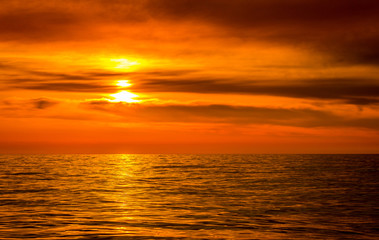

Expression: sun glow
xmin=111 ymin=58 xmax=139 ymax=69
xmin=116 ymin=80 xmax=132 ymax=87
xmin=110 ymin=91 xmax=139 ymax=103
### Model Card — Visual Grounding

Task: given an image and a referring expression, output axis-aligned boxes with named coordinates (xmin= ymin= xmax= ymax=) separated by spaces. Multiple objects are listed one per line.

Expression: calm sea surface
xmin=0 ymin=154 xmax=377 ymax=239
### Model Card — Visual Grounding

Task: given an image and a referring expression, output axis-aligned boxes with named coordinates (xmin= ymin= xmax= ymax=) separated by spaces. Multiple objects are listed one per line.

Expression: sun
xmin=116 ymin=80 xmax=132 ymax=87
xmin=110 ymin=91 xmax=139 ymax=103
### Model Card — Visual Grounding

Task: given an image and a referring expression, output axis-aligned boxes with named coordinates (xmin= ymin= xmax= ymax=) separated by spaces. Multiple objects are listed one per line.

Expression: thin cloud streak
xmin=135 ymin=78 xmax=379 ymax=105
xmin=17 ymin=82 xmax=118 ymax=93
xmin=83 ymin=100 xmax=379 ymax=130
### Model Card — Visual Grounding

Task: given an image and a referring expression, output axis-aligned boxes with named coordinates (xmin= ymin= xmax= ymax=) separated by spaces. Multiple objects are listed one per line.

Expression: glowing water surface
xmin=0 ymin=154 xmax=377 ymax=239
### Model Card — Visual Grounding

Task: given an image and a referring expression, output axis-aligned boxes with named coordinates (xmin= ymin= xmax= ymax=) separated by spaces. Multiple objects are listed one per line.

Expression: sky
xmin=1 ymin=0 xmax=379 ymax=153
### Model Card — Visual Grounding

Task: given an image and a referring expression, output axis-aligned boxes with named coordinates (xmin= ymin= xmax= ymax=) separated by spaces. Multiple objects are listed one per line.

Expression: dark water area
xmin=0 ymin=154 xmax=378 ymax=239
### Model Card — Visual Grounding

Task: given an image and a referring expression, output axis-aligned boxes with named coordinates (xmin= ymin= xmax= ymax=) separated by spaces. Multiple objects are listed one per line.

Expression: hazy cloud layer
xmin=3 ymin=62 xmax=378 ymax=105
xmin=1 ymin=96 xmax=378 ymax=130
xmin=1 ymin=0 xmax=379 ymax=65
xmin=0 ymin=0 xmax=146 ymax=41
xmin=83 ymin=101 xmax=379 ymax=130
xmin=147 ymin=0 xmax=379 ymax=65
xmin=135 ymin=78 xmax=379 ymax=105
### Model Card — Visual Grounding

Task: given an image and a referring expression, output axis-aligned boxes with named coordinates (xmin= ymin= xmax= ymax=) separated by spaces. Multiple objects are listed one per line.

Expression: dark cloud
xmin=0 ymin=1 xmax=130 ymax=42
xmin=0 ymin=62 xmax=13 ymax=69
xmin=31 ymin=98 xmax=58 ymax=109
xmin=84 ymin=71 xmax=129 ymax=78
xmin=1 ymin=0 xmax=378 ymax=65
xmin=327 ymin=37 xmax=379 ymax=66
xmin=134 ymin=78 xmax=379 ymax=105
xmin=148 ymin=0 xmax=379 ymax=27
xmin=344 ymin=98 xmax=379 ymax=106
xmin=4 ymin=62 xmax=379 ymax=105
xmin=130 ymin=69 xmax=199 ymax=77
xmin=83 ymin=101 xmax=379 ymax=130
xmin=0 ymin=62 xmax=129 ymax=82
xmin=25 ymin=70 xmax=97 ymax=80
xmin=146 ymin=0 xmax=379 ymax=65
xmin=0 ymin=63 xmax=129 ymax=92
xmin=0 ymin=0 xmax=148 ymax=41
xmin=0 ymin=97 xmax=58 ymax=111
xmin=0 ymin=10 xmax=83 ymax=41
xmin=18 ymin=82 xmax=118 ymax=93
xmin=0 ymin=61 xmax=198 ymax=82
xmin=23 ymin=69 xmax=197 ymax=80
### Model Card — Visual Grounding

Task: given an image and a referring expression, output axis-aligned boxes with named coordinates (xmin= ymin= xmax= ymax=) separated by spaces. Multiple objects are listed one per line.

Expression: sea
xmin=0 ymin=154 xmax=377 ymax=239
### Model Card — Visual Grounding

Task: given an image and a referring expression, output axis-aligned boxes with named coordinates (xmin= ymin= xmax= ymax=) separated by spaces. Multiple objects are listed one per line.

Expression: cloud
xmin=146 ymin=0 xmax=379 ymax=65
xmin=0 ymin=9 xmax=83 ymax=41
xmin=20 ymin=69 xmax=196 ymax=81
xmin=1 ymin=63 xmax=128 ymax=92
xmin=17 ymin=82 xmax=118 ymax=93
xmin=31 ymin=98 xmax=58 ymax=109
xmin=134 ymin=77 xmax=379 ymax=105
xmin=82 ymin=101 xmax=379 ymax=130
xmin=1 ymin=97 xmax=59 ymax=112
xmin=0 ymin=61 xmax=198 ymax=81
xmin=1 ymin=0 xmax=378 ymax=66
xmin=148 ymin=0 xmax=379 ymax=27
xmin=344 ymin=98 xmax=379 ymax=106
xmin=0 ymin=0 xmax=148 ymax=41
xmin=3 ymin=61 xmax=378 ymax=105
xmin=24 ymin=70 xmax=102 ymax=80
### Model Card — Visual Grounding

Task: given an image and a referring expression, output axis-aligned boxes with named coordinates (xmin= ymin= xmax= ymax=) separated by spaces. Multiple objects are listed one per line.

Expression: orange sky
xmin=1 ymin=0 xmax=379 ymax=153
